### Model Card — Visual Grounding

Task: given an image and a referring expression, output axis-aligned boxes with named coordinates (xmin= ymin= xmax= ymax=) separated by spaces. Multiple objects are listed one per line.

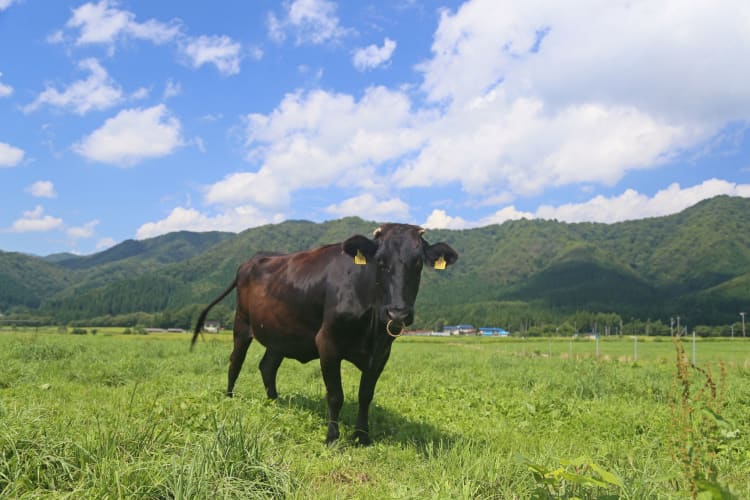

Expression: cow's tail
xmin=191 ymin=278 xmax=237 ymax=351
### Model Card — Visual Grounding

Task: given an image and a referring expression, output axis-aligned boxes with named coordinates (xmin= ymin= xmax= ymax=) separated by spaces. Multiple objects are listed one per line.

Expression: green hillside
xmin=56 ymin=230 xmax=234 ymax=270
xmin=1 ymin=196 xmax=749 ymax=330
xmin=501 ymin=243 xmax=659 ymax=312
xmin=41 ymin=252 xmax=78 ymax=263
xmin=0 ymin=251 xmax=77 ymax=310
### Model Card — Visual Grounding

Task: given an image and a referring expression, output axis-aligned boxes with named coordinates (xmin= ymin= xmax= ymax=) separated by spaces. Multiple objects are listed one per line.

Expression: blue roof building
xmin=478 ymin=327 xmax=509 ymax=336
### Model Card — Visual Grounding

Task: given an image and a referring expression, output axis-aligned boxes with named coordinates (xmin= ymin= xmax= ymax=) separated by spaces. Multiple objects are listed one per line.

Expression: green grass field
xmin=1 ymin=330 xmax=749 ymax=498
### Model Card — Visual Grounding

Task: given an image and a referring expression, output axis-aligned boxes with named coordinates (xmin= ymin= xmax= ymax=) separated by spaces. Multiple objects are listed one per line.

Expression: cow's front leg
xmin=354 ymin=346 xmax=391 ymax=446
xmin=316 ymin=332 xmax=343 ymax=444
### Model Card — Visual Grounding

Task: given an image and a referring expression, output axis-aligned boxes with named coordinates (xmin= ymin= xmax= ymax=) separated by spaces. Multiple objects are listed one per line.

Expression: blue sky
xmin=1 ymin=0 xmax=749 ymax=256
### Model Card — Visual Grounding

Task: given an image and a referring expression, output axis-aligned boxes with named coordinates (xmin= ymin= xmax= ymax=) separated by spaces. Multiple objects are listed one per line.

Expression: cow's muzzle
xmin=384 ymin=306 xmax=412 ymax=337
xmin=386 ymin=306 xmax=412 ymax=323
xmin=386 ymin=319 xmax=405 ymax=338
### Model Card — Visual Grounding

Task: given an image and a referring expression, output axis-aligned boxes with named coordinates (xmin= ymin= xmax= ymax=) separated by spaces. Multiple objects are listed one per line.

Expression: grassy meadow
xmin=1 ymin=329 xmax=749 ymax=498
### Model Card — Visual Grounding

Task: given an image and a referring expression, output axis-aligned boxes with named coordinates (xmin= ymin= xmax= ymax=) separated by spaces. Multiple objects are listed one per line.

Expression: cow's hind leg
xmin=259 ymin=349 xmax=283 ymax=399
xmin=227 ymin=313 xmax=252 ymax=397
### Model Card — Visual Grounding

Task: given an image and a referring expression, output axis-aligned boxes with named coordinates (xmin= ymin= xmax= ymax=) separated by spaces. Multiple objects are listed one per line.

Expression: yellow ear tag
xmin=434 ymin=255 xmax=447 ymax=270
xmin=354 ymin=249 xmax=367 ymax=265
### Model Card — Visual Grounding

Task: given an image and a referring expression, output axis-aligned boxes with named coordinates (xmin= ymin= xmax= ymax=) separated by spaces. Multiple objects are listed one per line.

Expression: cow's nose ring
xmin=386 ymin=319 xmax=405 ymax=338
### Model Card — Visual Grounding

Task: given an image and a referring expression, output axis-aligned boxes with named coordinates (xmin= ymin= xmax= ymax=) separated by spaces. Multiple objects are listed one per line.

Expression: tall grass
xmin=670 ymin=333 xmax=738 ymax=499
xmin=1 ymin=331 xmax=748 ymax=497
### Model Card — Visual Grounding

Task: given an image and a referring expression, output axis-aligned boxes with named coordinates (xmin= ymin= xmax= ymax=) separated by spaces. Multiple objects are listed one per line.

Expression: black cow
xmin=192 ymin=223 xmax=457 ymax=444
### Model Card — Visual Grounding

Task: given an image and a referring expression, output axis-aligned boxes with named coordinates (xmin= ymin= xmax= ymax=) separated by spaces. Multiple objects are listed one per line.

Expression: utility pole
xmin=692 ymin=329 xmax=696 ymax=366
xmin=741 ymin=312 xmax=746 ymax=338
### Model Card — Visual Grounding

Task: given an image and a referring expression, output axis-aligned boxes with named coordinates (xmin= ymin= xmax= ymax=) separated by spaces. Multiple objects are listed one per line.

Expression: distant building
xmin=442 ymin=324 xmax=476 ymax=335
xmin=478 ymin=327 xmax=509 ymax=336
xmin=204 ymin=321 xmax=220 ymax=333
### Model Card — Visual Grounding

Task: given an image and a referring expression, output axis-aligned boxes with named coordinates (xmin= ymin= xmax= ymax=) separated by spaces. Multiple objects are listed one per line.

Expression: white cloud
xmin=205 ymin=86 xmax=424 ymax=211
xmin=67 ymin=0 xmax=130 ymax=45
xmin=267 ymin=13 xmax=285 ymax=43
xmin=192 ymin=0 xmax=750 ymax=232
xmin=67 ymin=220 xmax=99 ymax=239
xmin=208 ymin=0 xmax=746 ymax=226
xmin=96 ymin=237 xmax=116 ymax=250
xmin=267 ymin=0 xmax=348 ymax=45
xmin=423 ymin=209 xmax=471 ymax=230
xmin=180 ymin=35 xmax=242 ymax=75
xmin=24 ymin=58 xmax=123 ymax=115
xmin=59 ymin=2 xmax=245 ymax=76
xmin=204 ymin=170 xmax=291 ymax=210
xmin=0 ymin=72 xmax=12 ymax=97
xmin=46 ymin=30 xmax=64 ymax=44
xmin=247 ymin=45 xmax=264 ymax=61
xmin=353 ymin=38 xmax=396 ymax=71
xmin=478 ymin=206 xmax=536 ymax=226
xmin=393 ymin=97 xmax=698 ymax=197
xmin=9 ymin=206 xmax=64 ymax=233
xmin=385 ymin=0 xmax=750 ymax=204
xmin=130 ymin=86 xmax=150 ymax=100
xmin=26 ymin=180 xmax=57 ymax=198
xmin=64 ymin=0 xmax=180 ymax=47
xmin=0 ymin=142 xmax=24 ymax=167
xmin=420 ymin=0 xmax=750 ymax=120
xmin=533 ymin=179 xmax=750 ymax=223
xmin=425 ymin=179 xmax=750 ymax=229
xmin=73 ymin=104 xmax=183 ymax=166
xmin=425 ymin=206 xmax=533 ymax=230
xmin=163 ymin=79 xmax=181 ymax=99
xmin=0 ymin=0 xmax=16 ymax=11
xmin=135 ymin=206 xmax=284 ymax=239
xmin=325 ymin=193 xmax=410 ymax=220
xmin=201 ymin=113 xmax=223 ymax=122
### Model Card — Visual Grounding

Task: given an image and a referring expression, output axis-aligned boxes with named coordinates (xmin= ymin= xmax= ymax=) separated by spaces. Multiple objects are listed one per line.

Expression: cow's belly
xmin=255 ymin=329 xmax=320 ymax=363
xmin=249 ymin=311 xmax=321 ymax=363
xmin=248 ymin=316 xmax=375 ymax=366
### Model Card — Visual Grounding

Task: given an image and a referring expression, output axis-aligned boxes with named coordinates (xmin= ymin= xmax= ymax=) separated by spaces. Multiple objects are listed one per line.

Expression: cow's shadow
xmin=275 ymin=392 xmax=459 ymax=453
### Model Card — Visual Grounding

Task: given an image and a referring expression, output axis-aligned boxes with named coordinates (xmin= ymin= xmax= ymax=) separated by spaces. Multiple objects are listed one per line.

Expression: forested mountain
xmin=41 ymin=252 xmax=78 ymax=264
xmin=55 ymin=230 xmax=234 ymax=270
xmin=0 ymin=251 xmax=76 ymax=311
xmin=1 ymin=196 xmax=749 ymax=331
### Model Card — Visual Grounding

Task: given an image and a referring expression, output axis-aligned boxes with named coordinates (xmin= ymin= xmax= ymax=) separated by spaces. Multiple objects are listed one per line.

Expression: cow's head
xmin=342 ymin=223 xmax=458 ymax=333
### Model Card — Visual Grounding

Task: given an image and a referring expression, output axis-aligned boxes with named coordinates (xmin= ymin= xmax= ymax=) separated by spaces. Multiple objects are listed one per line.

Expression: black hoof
xmin=353 ymin=430 xmax=372 ymax=446
xmin=326 ymin=426 xmax=340 ymax=445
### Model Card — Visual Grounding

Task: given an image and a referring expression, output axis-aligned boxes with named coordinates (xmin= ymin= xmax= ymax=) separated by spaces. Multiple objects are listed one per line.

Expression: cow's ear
xmin=342 ymin=235 xmax=378 ymax=264
xmin=424 ymin=242 xmax=458 ymax=270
